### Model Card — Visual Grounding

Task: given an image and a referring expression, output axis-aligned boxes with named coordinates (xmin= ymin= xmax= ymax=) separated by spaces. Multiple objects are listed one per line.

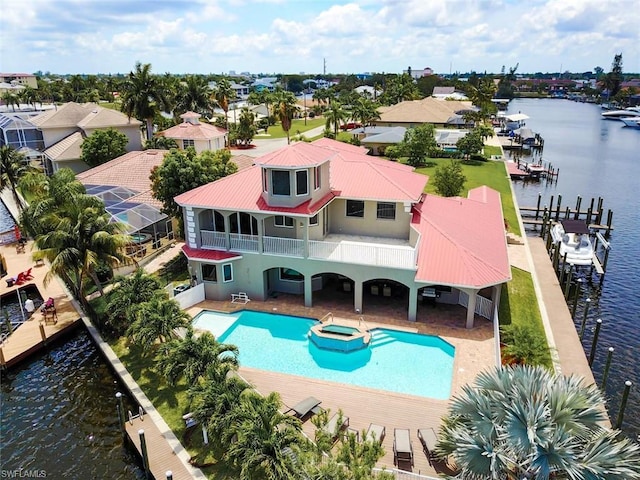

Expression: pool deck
xmin=187 ymin=297 xmax=495 ymax=476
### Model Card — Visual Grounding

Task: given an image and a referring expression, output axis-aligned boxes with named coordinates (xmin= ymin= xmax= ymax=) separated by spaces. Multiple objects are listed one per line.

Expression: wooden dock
xmin=124 ymin=412 xmax=193 ymax=480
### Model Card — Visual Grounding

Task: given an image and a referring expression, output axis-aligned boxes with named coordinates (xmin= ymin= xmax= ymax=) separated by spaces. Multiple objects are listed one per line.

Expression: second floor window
xmin=272 ymin=170 xmax=290 ymax=196
xmin=296 ymin=170 xmax=308 ymax=195
xmin=183 ymin=139 xmax=195 ymax=149
xmin=377 ymin=202 xmax=396 ymax=220
xmin=346 ymin=200 xmax=365 ymax=218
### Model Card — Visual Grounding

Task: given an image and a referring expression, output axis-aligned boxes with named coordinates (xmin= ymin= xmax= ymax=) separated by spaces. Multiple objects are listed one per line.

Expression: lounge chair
xmin=322 ymin=412 xmax=349 ymax=442
xmin=393 ymin=428 xmax=413 ymax=467
xmin=366 ymin=423 xmax=386 ymax=444
xmin=23 ymin=268 xmax=33 ymax=280
xmin=231 ymin=292 xmax=250 ymax=304
xmin=285 ymin=396 xmax=322 ymax=419
xmin=417 ymin=428 xmax=438 ymax=466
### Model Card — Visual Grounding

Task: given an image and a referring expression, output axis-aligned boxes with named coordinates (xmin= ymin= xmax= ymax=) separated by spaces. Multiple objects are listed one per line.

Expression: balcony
xmin=199 ymin=230 xmax=417 ymax=269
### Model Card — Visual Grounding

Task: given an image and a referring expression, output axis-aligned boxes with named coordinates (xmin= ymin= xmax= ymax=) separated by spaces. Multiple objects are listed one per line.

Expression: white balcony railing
xmin=458 ymin=291 xmax=494 ymax=319
xmin=199 ymin=230 xmax=416 ymax=269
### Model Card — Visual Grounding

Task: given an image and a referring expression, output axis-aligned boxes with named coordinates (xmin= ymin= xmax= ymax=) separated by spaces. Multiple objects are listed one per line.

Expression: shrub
xmin=500 ymin=323 xmax=550 ymax=366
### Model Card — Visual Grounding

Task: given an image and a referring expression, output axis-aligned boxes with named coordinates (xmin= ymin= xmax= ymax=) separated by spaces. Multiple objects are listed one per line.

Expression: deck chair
xmin=323 ymin=412 xmax=349 ymax=443
xmin=393 ymin=428 xmax=413 ymax=467
xmin=366 ymin=423 xmax=386 ymax=444
xmin=285 ymin=396 xmax=322 ymax=419
xmin=14 ymin=272 xmax=26 ymax=285
xmin=231 ymin=292 xmax=250 ymax=304
xmin=23 ymin=268 xmax=33 ymax=280
xmin=417 ymin=428 xmax=438 ymax=466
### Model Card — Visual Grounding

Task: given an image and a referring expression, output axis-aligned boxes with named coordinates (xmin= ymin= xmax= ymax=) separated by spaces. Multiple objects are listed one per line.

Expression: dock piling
xmin=139 ymin=429 xmax=150 ymax=480
xmin=555 ymin=194 xmax=562 ymax=221
xmin=571 ymin=279 xmax=583 ymax=318
xmin=588 ymin=318 xmax=602 ymax=366
xmin=564 ymin=265 xmax=574 ymax=300
xmin=166 ymin=472 xmax=173 ymax=480
xmin=615 ymin=381 xmax=633 ymax=429
xmin=535 ymin=193 xmax=542 ymax=221
xmin=116 ymin=392 xmax=126 ymax=437
xmin=579 ymin=298 xmax=591 ymax=340
xmin=601 ymin=347 xmax=614 ymax=390
xmin=574 ymin=196 xmax=582 ymax=220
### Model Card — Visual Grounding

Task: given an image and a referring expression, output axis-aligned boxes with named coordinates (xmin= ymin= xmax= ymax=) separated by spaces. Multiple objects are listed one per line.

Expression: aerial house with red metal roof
xmin=175 ymin=138 xmax=510 ymax=327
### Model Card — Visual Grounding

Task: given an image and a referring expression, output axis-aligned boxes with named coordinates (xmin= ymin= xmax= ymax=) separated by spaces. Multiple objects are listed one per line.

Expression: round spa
xmin=309 ymin=323 xmax=371 ymax=352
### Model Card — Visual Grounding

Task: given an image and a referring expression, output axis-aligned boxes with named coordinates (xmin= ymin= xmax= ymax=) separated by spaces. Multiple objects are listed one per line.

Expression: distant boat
xmin=550 ymin=219 xmax=594 ymax=266
xmin=601 ymin=106 xmax=640 ymax=120
xmin=619 ymin=117 xmax=640 ymax=128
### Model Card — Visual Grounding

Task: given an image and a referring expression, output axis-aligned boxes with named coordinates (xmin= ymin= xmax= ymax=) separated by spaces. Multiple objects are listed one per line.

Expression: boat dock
xmin=507 ymin=158 xmax=558 ymax=180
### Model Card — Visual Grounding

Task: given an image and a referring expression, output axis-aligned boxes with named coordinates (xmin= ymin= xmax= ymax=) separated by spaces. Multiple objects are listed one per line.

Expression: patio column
xmin=257 ymin=217 xmax=264 ymax=253
xmin=354 ymin=280 xmax=363 ymax=313
xmin=491 ymin=284 xmax=502 ymax=321
xmin=304 ymin=275 xmax=313 ymax=308
xmin=408 ymin=286 xmax=418 ymax=321
xmin=302 ymin=219 xmax=309 ymax=258
xmin=466 ymin=289 xmax=478 ymax=329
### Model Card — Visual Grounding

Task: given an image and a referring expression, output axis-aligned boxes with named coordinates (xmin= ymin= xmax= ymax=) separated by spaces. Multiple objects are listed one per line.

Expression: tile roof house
xmin=175 ymin=138 xmax=510 ymax=327
xmin=374 ymin=97 xmax=474 ymax=127
xmin=29 ymin=102 xmax=143 ymax=174
xmin=158 ymin=112 xmax=227 ymax=153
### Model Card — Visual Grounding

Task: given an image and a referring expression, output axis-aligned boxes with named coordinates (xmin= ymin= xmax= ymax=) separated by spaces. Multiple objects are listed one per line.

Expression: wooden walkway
xmin=0 ymin=241 xmax=82 ymax=369
xmin=125 ymin=414 xmax=193 ymax=480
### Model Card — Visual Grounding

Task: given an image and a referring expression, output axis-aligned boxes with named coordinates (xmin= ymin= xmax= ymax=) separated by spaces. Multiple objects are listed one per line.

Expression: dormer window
xmin=296 ymin=170 xmax=308 ymax=196
xmin=272 ymin=170 xmax=290 ymax=196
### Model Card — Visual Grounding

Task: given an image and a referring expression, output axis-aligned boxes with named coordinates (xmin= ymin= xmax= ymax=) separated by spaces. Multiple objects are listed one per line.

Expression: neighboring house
xmin=0 ymin=73 xmax=38 ymax=89
xmin=29 ymin=102 xmax=143 ymax=174
xmin=76 ymin=149 xmax=171 ymax=237
xmin=355 ymin=85 xmax=382 ymax=98
xmin=374 ymin=97 xmax=474 ymax=128
xmin=175 ymin=138 xmax=510 ymax=327
xmin=403 ymin=67 xmax=434 ymax=79
xmin=158 ymin=111 xmax=227 ymax=153
xmin=432 ymin=87 xmax=469 ymax=101
xmin=0 ymin=111 xmax=44 ymax=150
xmin=355 ymin=126 xmax=470 ymax=155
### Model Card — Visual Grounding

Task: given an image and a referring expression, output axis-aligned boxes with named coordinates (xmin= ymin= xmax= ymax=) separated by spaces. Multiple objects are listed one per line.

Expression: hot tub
xmin=309 ymin=322 xmax=370 ymax=352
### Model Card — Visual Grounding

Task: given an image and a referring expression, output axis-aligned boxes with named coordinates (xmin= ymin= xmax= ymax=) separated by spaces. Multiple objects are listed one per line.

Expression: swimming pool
xmin=192 ymin=310 xmax=455 ymax=399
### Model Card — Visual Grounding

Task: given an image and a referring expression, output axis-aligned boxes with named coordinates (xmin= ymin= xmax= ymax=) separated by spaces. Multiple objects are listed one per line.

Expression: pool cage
xmin=84 ymin=185 xmax=173 ymax=246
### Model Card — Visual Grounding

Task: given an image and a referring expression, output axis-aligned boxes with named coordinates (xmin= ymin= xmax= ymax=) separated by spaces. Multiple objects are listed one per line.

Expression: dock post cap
xmin=608 ymin=347 xmax=615 ymax=352
xmin=625 ymin=381 xmax=632 ymax=386
xmin=138 ymin=429 xmax=145 ymax=435
xmin=116 ymin=392 xmax=122 ymax=398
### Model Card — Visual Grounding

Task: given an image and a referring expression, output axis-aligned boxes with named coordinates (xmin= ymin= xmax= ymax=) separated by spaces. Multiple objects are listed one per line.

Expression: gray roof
xmin=360 ymin=127 xmax=407 ymax=144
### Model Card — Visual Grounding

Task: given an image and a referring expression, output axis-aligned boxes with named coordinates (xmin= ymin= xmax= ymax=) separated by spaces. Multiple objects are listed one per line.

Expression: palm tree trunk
xmin=89 ymin=271 xmax=105 ymax=296
xmin=145 ymin=118 xmax=154 ymax=141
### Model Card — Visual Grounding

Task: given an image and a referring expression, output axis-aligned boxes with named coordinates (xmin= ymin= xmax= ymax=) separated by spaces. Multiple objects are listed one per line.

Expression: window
xmin=272 ymin=170 xmax=290 ymax=196
xmin=202 ymin=264 xmax=217 ymax=282
xmin=222 ymin=263 xmax=233 ymax=282
xmin=296 ymin=170 xmax=308 ymax=195
xmin=314 ymin=166 xmax=321 ymax=190
xmin=280 ymin=268 xmax=303 ymax=281
xmin=183 ymin=139 xmax=195 ymax=149
xmin=346 ymin=200 xmax=365 ymax=218
xmin=310 ymin=214 xmax=319 ymax=226
xmin=377 ymin=202 xmax=396 ymax=220
xmin=274 ymin=216 xmax=294 ymax=228
xmin=262 ymin=169 xmax=268 ymax=192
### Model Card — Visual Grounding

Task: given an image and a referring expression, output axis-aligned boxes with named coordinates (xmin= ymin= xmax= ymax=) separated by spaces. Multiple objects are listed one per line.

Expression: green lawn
xmin=259 ymin=117 xmax=325 ymax=139
xmin=414 ymin=158 xmax=521 ymax=236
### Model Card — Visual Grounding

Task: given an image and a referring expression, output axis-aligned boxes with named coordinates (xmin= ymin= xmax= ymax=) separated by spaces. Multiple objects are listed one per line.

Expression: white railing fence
xmin=264 ymin=236 xmax=305 ymax=257
xmin=200 ymin=230 xmax=226 ymax=248
xmin=458 ymin=291 xmax=494 ymax=320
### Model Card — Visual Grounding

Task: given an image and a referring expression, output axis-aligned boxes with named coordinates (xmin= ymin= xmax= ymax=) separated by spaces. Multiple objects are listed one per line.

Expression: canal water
xmin=507 ymin=98 xmax=640 ymax=439
xmin=0 ymin=328 xmax=145 ymax=478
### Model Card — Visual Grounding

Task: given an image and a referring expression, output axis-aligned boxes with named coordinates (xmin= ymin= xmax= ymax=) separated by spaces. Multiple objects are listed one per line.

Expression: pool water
xmin=192 ymin=310 xmax=455 ymax=399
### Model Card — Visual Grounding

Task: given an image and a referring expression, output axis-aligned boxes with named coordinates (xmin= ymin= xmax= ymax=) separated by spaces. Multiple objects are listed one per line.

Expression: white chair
xmin=231 ymin=292 xmax=250 ymax=304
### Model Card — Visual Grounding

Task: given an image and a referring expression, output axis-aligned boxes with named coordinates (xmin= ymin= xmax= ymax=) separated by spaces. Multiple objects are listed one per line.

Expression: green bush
xmin=500 ymin=324 xmax=550 ymax=367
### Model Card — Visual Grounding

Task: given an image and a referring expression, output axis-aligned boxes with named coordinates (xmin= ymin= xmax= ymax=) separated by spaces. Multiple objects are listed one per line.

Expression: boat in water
xmin=550 ymin=219 xmax=594 ymax=266
xmin=620 ymin=117 xmax=640 ymax=128
xmin=601 ymin=106 xmax=640 ymax=120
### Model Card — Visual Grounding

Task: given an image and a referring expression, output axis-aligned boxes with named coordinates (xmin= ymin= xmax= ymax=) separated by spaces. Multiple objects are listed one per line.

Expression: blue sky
xmin=1 ymin=0 xmax=638 ymax=76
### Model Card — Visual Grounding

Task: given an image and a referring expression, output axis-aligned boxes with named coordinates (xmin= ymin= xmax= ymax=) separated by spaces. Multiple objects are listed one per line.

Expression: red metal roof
xmin=182 ymin=245 xmax=242 ymax=262
xmin=160 ymin=121 xmax=227 ymax=140
xmin=175 ymin=138 xmax=427 ymax=212
xmin=413 ymin=186 xmax=511 ymax=288
xmin=254 ymin=142 xmax=335 ymax=168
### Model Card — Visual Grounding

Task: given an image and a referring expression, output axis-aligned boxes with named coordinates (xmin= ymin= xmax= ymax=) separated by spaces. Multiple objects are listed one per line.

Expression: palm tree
xmin=105 ymin=268 xmax=163 ymax=335
xmin=351 ymin=97 xmax=380 ymax=132
xmin=0 ymin=145 xmax=28 ymax=211
xmin=175 ymin=75 xmax=212 ymax=117
xmin=126 ymin=292 xmax=191 ymax=349
xmin=273 ymin=90 xmax=298 ymax=144
xmin=1 ymin=91 xmax=19 ymax=111
xmin=157 ymin=328 xmax=239 ymax=386
xmin=247 ymin=90 xmax=273 ymax=125
xmin=324 ymin=101 xmax=348 ymax=138
xmin=226 ymin=391 xmax=304 ymax=480
xmin=211 ymin=78 xmax=236 ymax=131
xmin=143 ymin=136 xmax=178 ymax=150
xmin=33 ymin=194 xmax=131 ymax=306
xmin=437 ymin=365 xmax=640 ymax=479
xmin=120 ymin=62 xmax=170 ymax=140
xmin=189 ymin=364 xmax=250 ymax=452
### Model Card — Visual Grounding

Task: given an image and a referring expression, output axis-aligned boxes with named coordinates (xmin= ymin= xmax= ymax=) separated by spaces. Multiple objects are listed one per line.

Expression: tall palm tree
xmin=273 ymin=90 xmax=298 ymax=144
xmin=1 ymin=91 xmax=19 ymax=111
xmin=105 ymin=268 xmax=163 ymax=335
xmin=437 ymin=365 xmax=640 ymax=479
xmin=226 ymin=391 xmax=304 ymax=480
xmin=33 ymin=194 xmax=131 ymax=306
xmin=211 ymin=78 xmax=236 ymax=131
xmin=189 ymin=364 xmax=250 ymax=452
xmin=175 ymin=75 xmax=212 ymax=117
xmin=351 ymin=97 xmax=380 ymax=132
xmin=120 ymin=62 xmax=170 ymax=141
xmin=126 ymin=292 xmax=191 ymax=349
xmin=324 ymin=101 xmax=348 ymax=138
xmin=0 ymin=145 xmax=28 ymax=211
xmin=247 ymin=90 xmax=273 ymax=125
xmin=157 ymin=328 xmax=239 ymax=386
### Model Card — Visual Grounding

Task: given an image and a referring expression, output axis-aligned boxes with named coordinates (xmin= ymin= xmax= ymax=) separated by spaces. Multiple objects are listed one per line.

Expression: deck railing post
xmin=139 ymin=429 xmax=150 ymax=480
